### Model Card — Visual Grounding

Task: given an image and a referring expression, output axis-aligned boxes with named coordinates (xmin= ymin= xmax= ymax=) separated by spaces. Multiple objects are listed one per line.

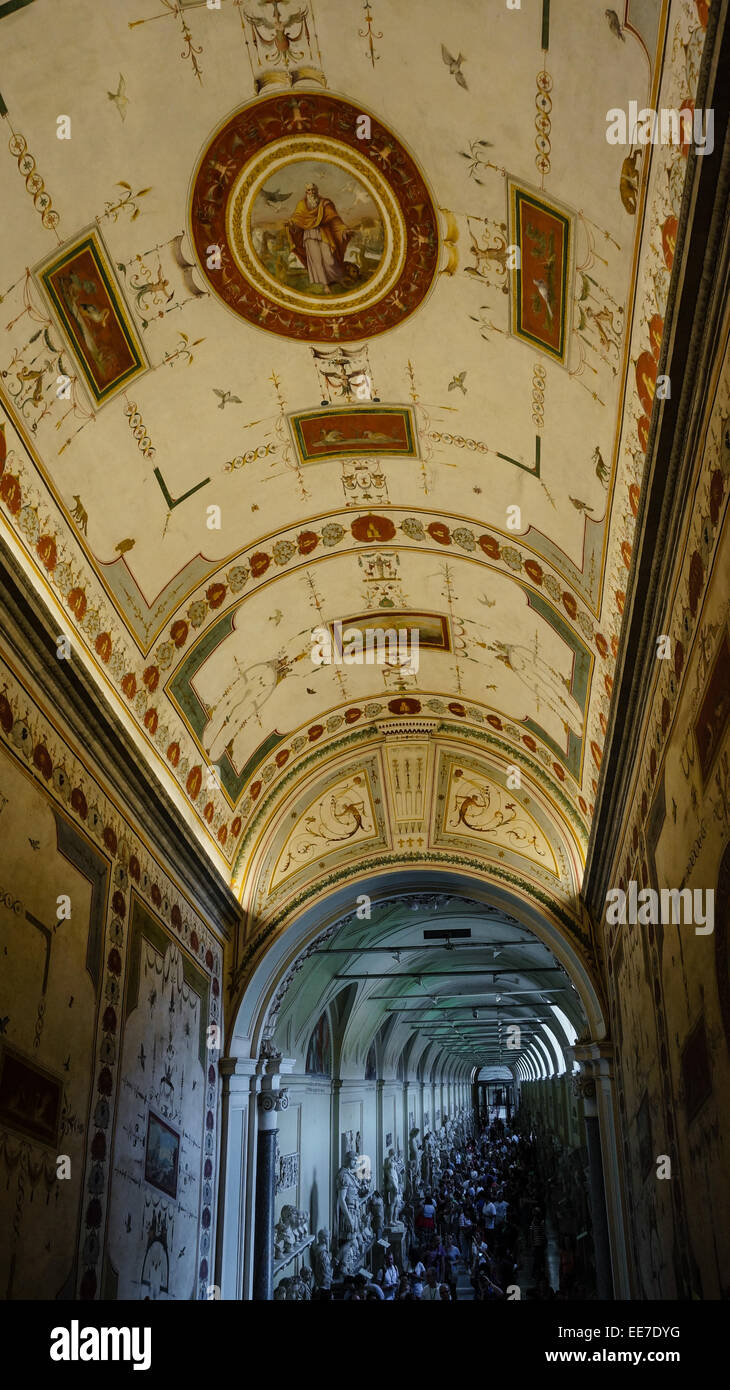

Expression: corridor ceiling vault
xmin=261 ymin=894 xmax=586 ymax=1079
xmin=0 ymin=1 xmax=710 ymax=985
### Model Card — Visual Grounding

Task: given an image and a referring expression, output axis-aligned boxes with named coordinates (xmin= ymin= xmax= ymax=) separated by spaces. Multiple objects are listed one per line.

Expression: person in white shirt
xmin=381 ymin=1250 xmax=399 ymax=1299
xmin=421 ymin=1268 xmax=440 ymax=1301
xmin=484 ymin=1199 xmax=497 ymax=1231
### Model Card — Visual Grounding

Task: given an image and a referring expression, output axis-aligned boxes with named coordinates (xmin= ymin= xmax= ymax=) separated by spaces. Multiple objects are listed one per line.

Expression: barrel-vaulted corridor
xmin=0 ymin=0 xmax=728 ymax=1331
xmin=218 ymin=885 xmax=616 ymax=1300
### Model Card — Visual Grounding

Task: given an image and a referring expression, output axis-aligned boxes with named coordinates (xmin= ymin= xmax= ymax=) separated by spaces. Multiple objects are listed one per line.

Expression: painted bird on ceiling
xmin=593 ymin=447 xmax=609 ymax=485
xmin=569 ymin=496 xmax=595 ymax=515
xmin=532 ymin=278 xmax=554 ymax=324
xmin=605 ymin=9 xmax=625 ymax=41
xmin=107 ymin=74 xmax=129 ymax=121
xmin=260 ymin=187 xmax=292 ymax=206
xmin=213 ymin=389 xmax=242 ymax=409
xmin=441 ymin=44 xmax=468 ymax=89
xmin=448 ymin=371 xmax=468 ymax=394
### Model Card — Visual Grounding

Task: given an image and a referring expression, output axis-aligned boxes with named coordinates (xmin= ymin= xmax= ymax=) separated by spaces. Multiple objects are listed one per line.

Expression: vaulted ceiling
xmin=0 ymin=0 xmax=708 ymax=963
xmin=265 ymin=894 xmax=586 ymax=1080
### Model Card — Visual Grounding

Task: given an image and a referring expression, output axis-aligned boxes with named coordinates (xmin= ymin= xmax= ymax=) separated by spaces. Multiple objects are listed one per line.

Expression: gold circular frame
xmin=228 ymin=136 xmax=406 ymax=317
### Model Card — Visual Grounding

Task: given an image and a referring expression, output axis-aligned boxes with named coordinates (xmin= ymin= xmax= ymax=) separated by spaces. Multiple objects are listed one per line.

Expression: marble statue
xmin=421 ymin=1130 xmax=432 ymax=1187
xmin=312 ymin=1229 xmax=333 ymax=1290
xmin=383 ymin=1147 xmax=402 ymax=1226
xmin=361 ymin=1205 xmax=374 ymax=1248
xmin=335 ymin=1232 xmax=362 ymax=1279
xmin=401 ymin=1198 xmax=416 ymax=1253
xmin=408 ymin=1126 xmax=422 ymax=1193
xmin=274 ymin=1204 xmax=309 ymax=1258
xmin=336 ymin=1149 xmax=369 ymax=1239
xmin=369 ymin=1190 xmax=385 ymax=1237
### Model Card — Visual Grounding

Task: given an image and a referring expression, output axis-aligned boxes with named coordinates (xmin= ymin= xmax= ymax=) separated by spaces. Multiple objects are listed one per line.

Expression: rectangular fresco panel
xmin=290 ymin=405 xmax=418 ymax=462
xmin=509 ymin=183 xmax=572 ymax=364
xmin=38 ymin=228 xmax=147 ymax=405
xmin=0 ymin=1044 xmax=62 ymax=1147
xmin=144 ymin=1110 xmax=180 ymax=1199
xmin=330 ymin=611 xmax=450 ymax=651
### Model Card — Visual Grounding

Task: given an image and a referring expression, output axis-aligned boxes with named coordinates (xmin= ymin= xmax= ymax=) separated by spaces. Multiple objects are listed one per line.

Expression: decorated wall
xmin=0 ymin=639 xmax=224 ymax=1300
xmin=601 ymin=331 xmax=730 ymax=1299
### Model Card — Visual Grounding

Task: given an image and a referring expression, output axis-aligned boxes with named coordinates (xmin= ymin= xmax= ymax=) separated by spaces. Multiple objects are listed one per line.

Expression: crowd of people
xmin=337 ymin=1114 xmax=589 ymax=1301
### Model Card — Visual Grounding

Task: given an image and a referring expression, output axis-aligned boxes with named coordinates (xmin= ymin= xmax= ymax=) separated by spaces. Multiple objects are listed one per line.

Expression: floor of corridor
xmin=450 ymin=1221 xmax=561 ymax=1301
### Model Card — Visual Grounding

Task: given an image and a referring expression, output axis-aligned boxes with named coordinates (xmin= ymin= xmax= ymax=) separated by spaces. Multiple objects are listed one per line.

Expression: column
xmin=214 ymin=1056 xmax=257 ymax=1299
xmin=252 ymin=1083 xmax=288 ymax=1301
xmin=574 ymin=1042 xmax=633 ymax=1299
xmin=375 ymin=1078 xmax=385 ymax=1184
xmin=573 ymin=1071 xmax=612 ymax=1300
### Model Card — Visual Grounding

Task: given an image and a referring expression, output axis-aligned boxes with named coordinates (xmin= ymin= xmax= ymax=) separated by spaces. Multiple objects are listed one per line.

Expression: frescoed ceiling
xmin=0 ymin=0 xmax=710 ymax=917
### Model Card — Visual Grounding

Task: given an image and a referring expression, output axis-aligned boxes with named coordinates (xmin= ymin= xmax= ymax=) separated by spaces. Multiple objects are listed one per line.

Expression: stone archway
xmin=214 ymin=866 xmax=629 ymax=1299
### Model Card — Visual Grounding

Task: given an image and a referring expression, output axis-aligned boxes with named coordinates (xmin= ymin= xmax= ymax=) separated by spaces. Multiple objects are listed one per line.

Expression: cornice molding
xmin=0 ymin=541 xmax=241 ymax=938
xmin=585 ymin=0 xmax=730 ymax=916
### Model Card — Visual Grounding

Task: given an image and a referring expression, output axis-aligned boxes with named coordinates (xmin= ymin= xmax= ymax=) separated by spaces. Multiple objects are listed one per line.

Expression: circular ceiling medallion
xmin=190 ymin=93 xmax=439 ymax=341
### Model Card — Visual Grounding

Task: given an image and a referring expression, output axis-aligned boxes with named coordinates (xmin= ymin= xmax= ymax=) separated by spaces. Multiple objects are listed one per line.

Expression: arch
xmin=221 ymin=866 xmax=605 ymax=1300
xmin=229 ymin=866 xmax=606 ymax=1055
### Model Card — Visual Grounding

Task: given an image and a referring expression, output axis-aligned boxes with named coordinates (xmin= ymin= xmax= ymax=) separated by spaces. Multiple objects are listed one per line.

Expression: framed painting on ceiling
xmin=290 ymin=404 xmax=418 ymax=463
xmin=508 ymin=181 xmax=573 ymax=365
xmin=36 ymin=227 xmax=148 ymax=407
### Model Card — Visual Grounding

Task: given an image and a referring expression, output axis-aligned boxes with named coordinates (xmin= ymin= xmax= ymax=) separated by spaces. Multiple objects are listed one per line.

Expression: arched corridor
xmin=0 ymin=0 xmax=729 ymax=1365
xmin=218 ymin=883 xmax=627 ymax=1300
xmin=219 ymin=887 xmax=613 ymax=1300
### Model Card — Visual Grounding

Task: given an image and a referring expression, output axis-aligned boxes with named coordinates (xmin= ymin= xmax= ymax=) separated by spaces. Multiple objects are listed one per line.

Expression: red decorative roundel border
xmin=190 ymin=92 xmax=440 ymax=342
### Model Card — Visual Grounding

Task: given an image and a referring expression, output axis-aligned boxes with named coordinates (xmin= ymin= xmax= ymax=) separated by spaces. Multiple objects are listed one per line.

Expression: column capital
xmin=572 ymin=1071 xmax=597 ymax=1103
xmin=257 ymin=1084 xmax=289 ymax=1132
xmin=257 ymin=1087 xmax=289 ymax=1114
